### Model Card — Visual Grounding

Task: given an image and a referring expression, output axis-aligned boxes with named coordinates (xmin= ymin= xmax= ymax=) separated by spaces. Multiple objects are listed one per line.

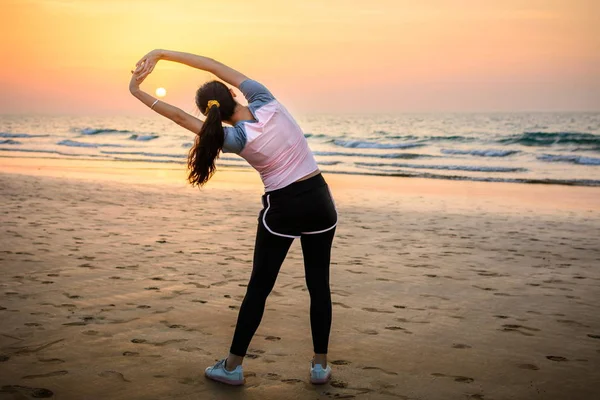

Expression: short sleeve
xmin=222 ymin=125 xmax=247 ymax=154
xmin=239 ymin=79 xmax=275 ymax=111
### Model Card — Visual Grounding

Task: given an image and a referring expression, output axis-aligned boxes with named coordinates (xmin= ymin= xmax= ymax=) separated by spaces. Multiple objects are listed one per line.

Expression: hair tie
xmin=207 ymin=100 xmax=220 ymax=109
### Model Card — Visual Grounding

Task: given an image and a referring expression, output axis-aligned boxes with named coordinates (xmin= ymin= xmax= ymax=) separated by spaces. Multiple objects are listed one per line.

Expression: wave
xmin=0 ymin=139 xmax=21 ymax=145
xmin=109 ymin=156 xmax=184 ymax=164
xmin=129 ymin=134 xmax=159 ymax=141
xmin=0 ymin=132 xmax=50 ymax=138
xmin=58 ymin=140 xmax=124 ymax=148
xmin=498 ymin=131 xmax=600 ymax=147
xmin=355 ymin=162 xmax=526 ymax=173
xmin=108 ymin=156 xmax=251 ymax=169
xmin=101 ymin=150 xmax=246 ymax=162
xmin=441 ymin=149 xmax=519 ymax=157
xmin=318 ymin=160 xmax=342 ymax=166
xmin=0 ymin=147 xmax=108 ymax=158
xmin=321 ymin=168 xmax=600 ymax=187
xmin=334 ymin=140 xmax=425 ymax=149
xmin=537 ymin=154 xmax=600 ymax=166
xmin=304 ymin=133 xmax=329 ymax=139
xmin=313 ymin=151 xmax=433 ymax=159
xmin=384 ymin=134 xmax=475 ymax=142
xmin=79 ymin=128 xmax=134 ymax=135
xmin=101 ymin=150 xmax=186 ymax=159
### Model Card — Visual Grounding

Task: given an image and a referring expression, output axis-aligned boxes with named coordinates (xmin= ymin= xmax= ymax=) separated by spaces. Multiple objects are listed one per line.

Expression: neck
xmin=228 ymin=104 xmax=255 ymax=125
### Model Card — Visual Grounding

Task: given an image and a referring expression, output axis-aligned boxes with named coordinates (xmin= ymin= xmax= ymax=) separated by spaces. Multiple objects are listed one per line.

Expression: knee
xmin=244 ymin=282 xmax=274 ymax=303
xmin=306 ymin=281 xmax=330 ymax=299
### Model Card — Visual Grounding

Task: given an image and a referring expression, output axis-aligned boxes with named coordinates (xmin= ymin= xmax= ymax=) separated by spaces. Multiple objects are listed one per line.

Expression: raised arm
xmin=129 ymin=68 xmax=203 ymax=135
xmin=135 ymin=49 xmax=248 ymax=88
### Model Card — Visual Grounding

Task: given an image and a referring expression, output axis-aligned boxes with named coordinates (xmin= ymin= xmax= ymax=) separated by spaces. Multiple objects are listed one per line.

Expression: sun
xmin=155 ymin=87 xmax=167 ymax=97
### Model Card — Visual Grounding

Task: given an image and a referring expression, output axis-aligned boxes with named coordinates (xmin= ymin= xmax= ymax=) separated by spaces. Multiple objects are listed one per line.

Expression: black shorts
xmin=259 ymin=173 xmax=337 ymax=239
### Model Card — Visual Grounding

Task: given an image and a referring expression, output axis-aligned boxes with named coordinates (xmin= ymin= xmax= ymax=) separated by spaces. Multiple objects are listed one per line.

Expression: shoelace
xmin=213 ymin=359 xmax=226 ymax=370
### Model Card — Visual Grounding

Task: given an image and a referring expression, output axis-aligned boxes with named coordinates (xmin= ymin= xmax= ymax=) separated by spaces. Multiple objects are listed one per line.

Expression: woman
xmin=129 ymin=50 xmax=337 ymax=386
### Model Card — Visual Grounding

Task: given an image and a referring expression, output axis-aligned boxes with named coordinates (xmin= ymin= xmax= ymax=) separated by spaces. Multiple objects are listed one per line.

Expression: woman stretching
xmin=129 ymin=50 xmax=337 ymax=386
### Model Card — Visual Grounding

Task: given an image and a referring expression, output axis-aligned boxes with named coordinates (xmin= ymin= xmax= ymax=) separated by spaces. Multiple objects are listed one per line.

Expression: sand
xmin=0 ymin=157 xmax=599 ymax=400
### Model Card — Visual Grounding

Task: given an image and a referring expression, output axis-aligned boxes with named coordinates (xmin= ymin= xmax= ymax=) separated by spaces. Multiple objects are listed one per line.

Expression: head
xmin=187 ymin=80 xmax=237 ymax=187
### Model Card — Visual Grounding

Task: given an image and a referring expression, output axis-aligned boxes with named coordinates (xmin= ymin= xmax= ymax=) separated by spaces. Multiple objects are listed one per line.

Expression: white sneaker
xmin=310 ymin=360 xmax=332 ymax=384
xmin=205 ymin=359 xmax=245 ymax=386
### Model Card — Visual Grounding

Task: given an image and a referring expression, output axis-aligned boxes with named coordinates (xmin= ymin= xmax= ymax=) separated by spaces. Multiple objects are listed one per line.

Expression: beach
xmin=1 ymin=157 xmax=599 ymax=400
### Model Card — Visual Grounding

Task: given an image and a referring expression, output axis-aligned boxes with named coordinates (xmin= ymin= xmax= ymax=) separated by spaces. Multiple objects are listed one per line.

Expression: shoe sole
xmin=205 ymin=372 xmax=245 ymax=386
xmin=310 ymin=374 xmax=331 ymax=385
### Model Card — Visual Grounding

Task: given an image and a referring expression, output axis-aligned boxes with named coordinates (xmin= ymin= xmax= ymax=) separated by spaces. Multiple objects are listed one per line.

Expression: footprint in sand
xmin=452 ymin=343 xmax=472 ymax=349
xmin=131 ymin=338 xmax=188 ymax=346
xmin=587 ymin=334 xmax=600 ymax=339
xmin=361 ymin=366 xmax=398 ymax=376
xmin=396 ymin=317 xmax=429 ymax=324
xmin=557 ymin=319 xmax=590 ymax=328
xmin=330 ymin=379 xmax=348 ymax=388
xmin=323 ymin=391 xmax=356 ymax=399
xmin=384 ymin=326 xmax=412 ymax=334
xmin=265 ymin=336 xmax=281 ymax=341
xmin=499 ymin=324 xmax=540 ymax=336
xmin=0 ymin=385 xmax=54 ymax=398
xmin=99 ymin=370 xmax=130 ymax=382
xmin=282 ymin=378 xmax=302 ymax=384
xmin=331 ymin=360 xmax=351 ymax=365
xmin=472 ymin=285 xmax=496 ymax=292
xmin=431 ymin=372 xmax=474 ymax=383
xmin=116 ymin=265 xmax=139 ymax=270
xmin=332 ymin=302 xmax=351 ymax=309
xmin=178 ymin=376 xmax=205 ymax=386
xmin=38 ymin=358 xmax=65 ymax=364
xmin=355 ymin=328 xmax=379 ymax=335
xmin=22 ymin=370 xmax=68 ymax=379
xmin=546 ymin=356 xmax=568 ymax=362
xmin=518 ymin=364 xmax=539 ymax=370
xmin=362 ymin=307 xmax=394 ymax=314
xmin=185 ymin=282 xmax=211 ymax=289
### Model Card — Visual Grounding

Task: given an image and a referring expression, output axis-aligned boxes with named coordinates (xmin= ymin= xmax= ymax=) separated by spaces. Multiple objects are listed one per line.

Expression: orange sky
xmin=1 ymin=0 xmax=599 ymax=115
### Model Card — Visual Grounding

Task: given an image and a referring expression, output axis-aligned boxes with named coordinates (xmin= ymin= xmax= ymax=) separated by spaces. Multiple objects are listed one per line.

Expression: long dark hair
xmin=187 ymin=81 xmax=236 ymax=187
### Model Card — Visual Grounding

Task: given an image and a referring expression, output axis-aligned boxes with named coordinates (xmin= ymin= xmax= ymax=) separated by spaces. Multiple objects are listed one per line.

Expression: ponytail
xmin=187 ymin=104 xmax=224 ymax=187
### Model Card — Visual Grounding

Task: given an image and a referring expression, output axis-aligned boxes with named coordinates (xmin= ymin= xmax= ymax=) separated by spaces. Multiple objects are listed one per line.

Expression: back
xmin=223 ymin=80 xmax=318 ymax=191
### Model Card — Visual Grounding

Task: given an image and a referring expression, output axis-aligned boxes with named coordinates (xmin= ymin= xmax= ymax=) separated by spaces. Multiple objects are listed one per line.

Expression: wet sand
xmin=1 ymin=157 xmax=599 ymax=400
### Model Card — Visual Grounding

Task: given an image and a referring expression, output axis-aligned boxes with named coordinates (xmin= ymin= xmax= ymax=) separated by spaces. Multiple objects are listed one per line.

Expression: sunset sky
xmin=1 ymin=0 xmax=599 ymax=115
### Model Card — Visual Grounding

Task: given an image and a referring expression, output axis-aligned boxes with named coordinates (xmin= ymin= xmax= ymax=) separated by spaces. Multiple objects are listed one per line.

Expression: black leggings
xmin=229 ymin=173 xmax=337 ymax=357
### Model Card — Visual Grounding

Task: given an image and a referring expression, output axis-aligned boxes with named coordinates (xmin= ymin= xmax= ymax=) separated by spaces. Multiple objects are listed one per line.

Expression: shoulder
xmin=239 ymin=79 xmax=275 ymax=113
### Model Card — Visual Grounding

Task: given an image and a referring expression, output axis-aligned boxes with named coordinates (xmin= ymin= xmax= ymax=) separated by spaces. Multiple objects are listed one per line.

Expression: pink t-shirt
xmin=223 ymin=80 xmax=319 ymax=192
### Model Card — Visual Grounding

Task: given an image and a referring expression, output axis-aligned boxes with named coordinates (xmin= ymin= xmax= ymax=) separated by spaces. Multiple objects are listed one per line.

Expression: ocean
xmin=1 ymin=113 xmax=599 ymax=186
